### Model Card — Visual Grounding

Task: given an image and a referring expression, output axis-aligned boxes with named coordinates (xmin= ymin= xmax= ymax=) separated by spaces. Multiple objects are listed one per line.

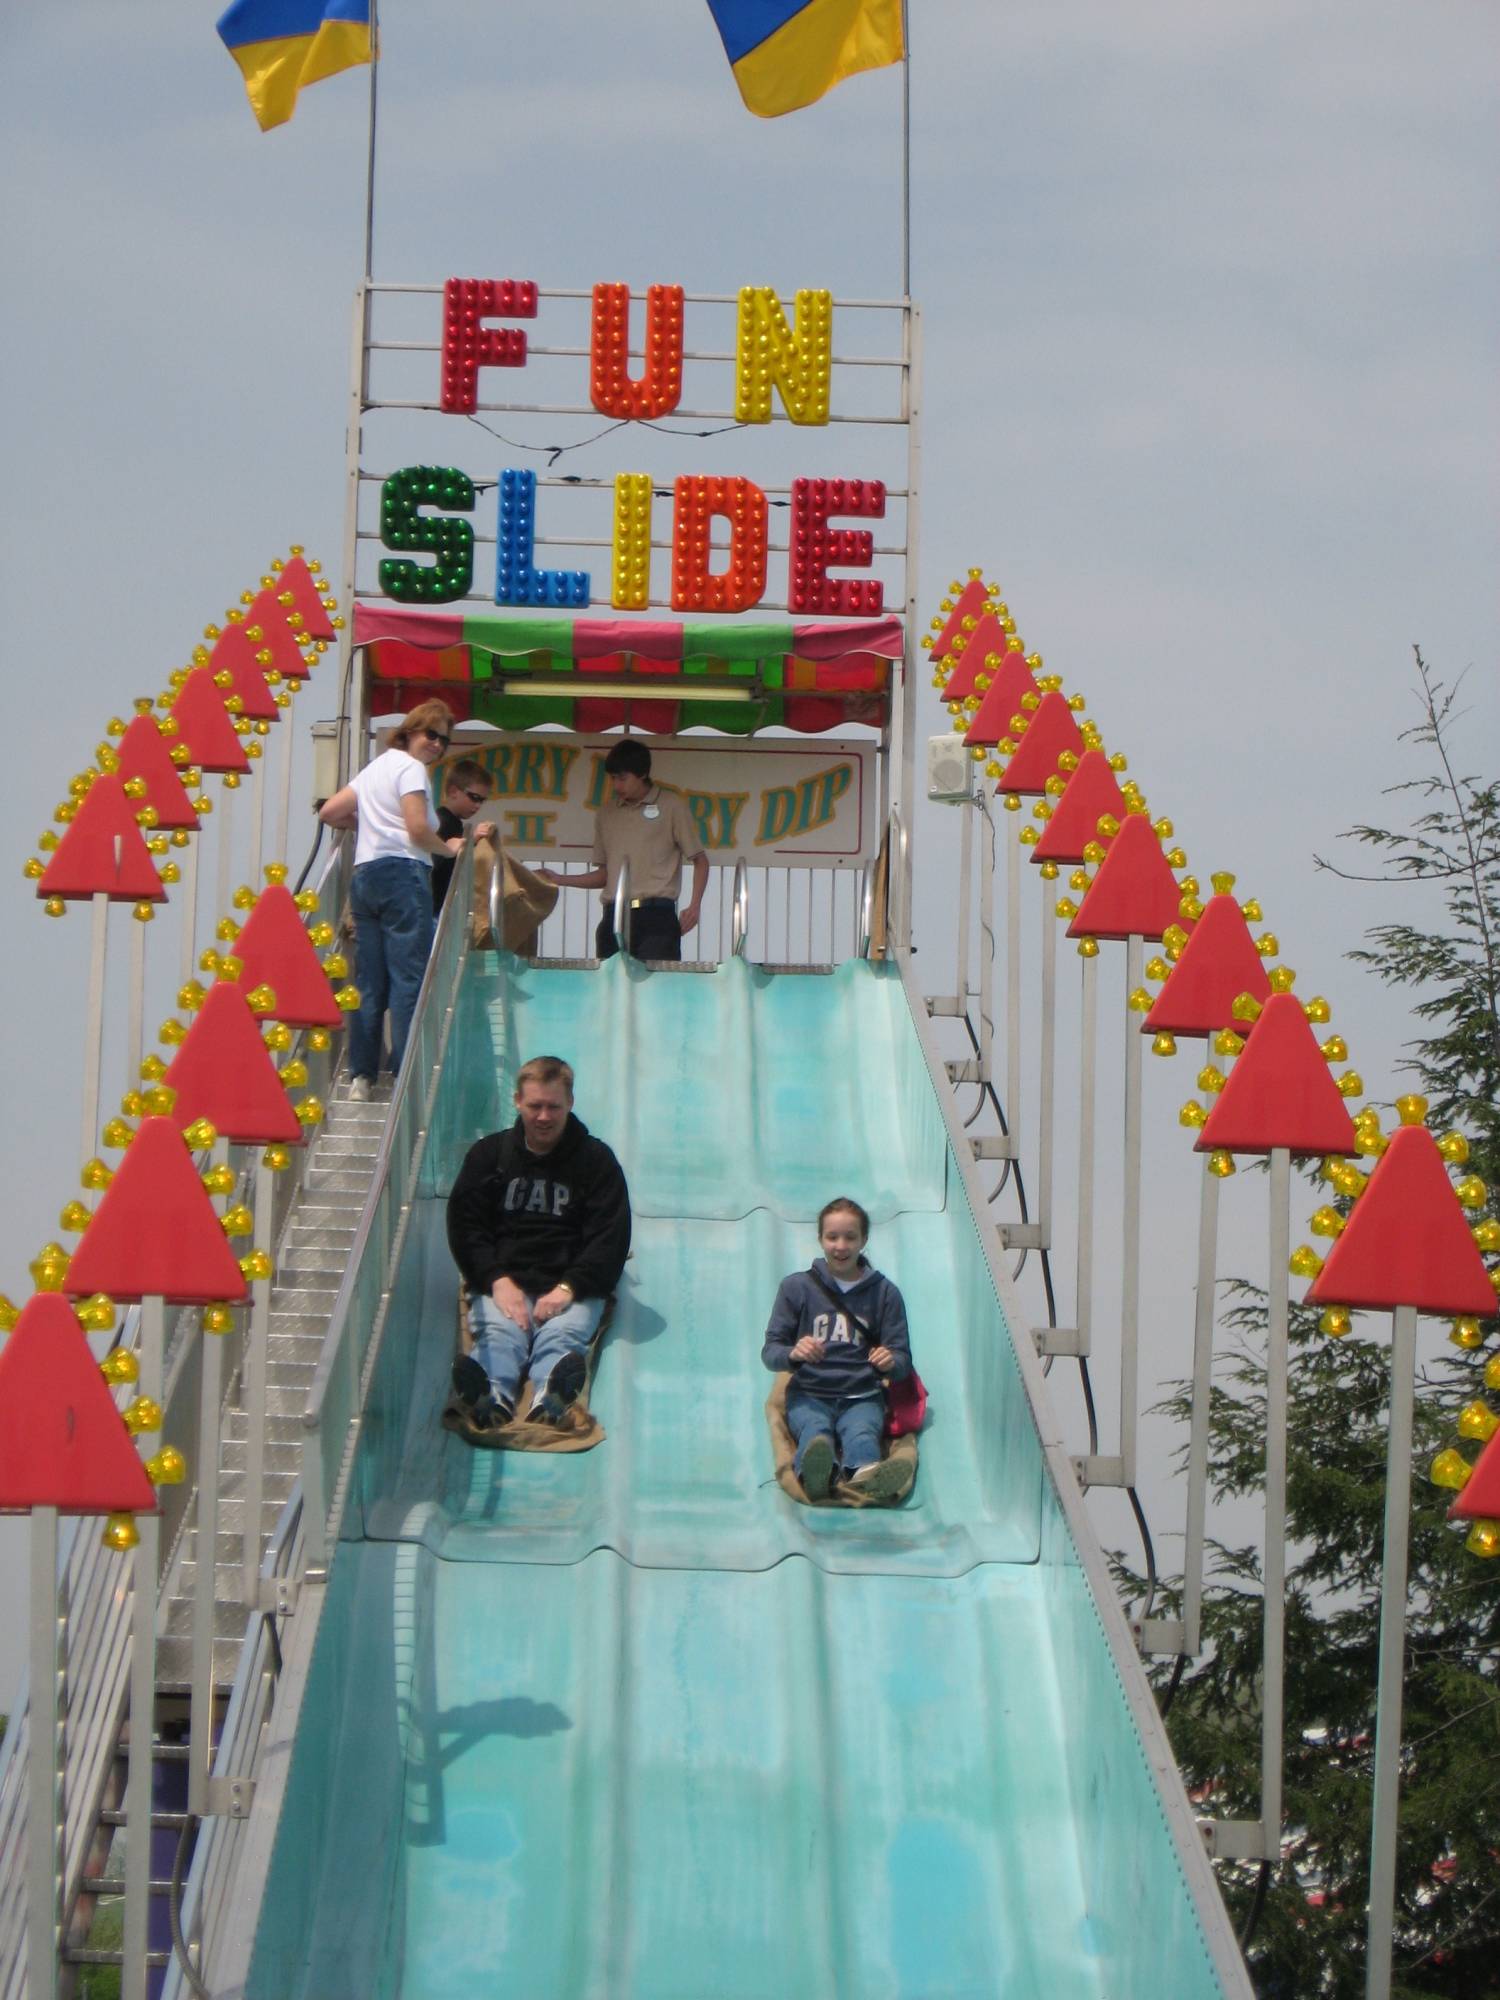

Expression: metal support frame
xmin=27 ymin=1506 xmax=61 ymax=2000
xmin=122 ymin=1296 xmax=165 ymax=2000
xmin=215 ymin=784 xmax=234 ymax=938
xmin=1180 ymin=1154 xmax=1221 ymax=1658
xmin=1118 ymin=933 xmax=1145 ymax=1489
xmin=1036 ymin=880 xmax=1057 ymax=1251
xmin=1004 ymin=810 xmax=1021 ymax=1137
xmin=241 ymin=1162 xmax=274 ymax=1607
xmin=81 ymin=892 xmax=110 ymax=1165
xmin=1365 ymin=1303 xmax=1418 ymax=2000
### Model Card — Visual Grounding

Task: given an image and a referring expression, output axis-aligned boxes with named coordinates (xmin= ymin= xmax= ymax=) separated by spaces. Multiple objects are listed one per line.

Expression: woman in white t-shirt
xmin=318 ymin=698 xmax=464 ymax=1098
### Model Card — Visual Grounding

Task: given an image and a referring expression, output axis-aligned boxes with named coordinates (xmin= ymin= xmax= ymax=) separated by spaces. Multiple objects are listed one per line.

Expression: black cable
xmin=1078 ymin=1355 xmax=1100 ymax=1457
xmin=1238 ymin=1860 xmax=1271 ymax=1947
xmin=1158 ymin=1652 xmax=1187 ymax=1718
xmin=293 ymin=820 xmax=325 ymax=895
xmin=1127 ymin=1483 xmax=1158 ymax=1622
xmin=169 ymin=1813 xmax=211 ymax=2000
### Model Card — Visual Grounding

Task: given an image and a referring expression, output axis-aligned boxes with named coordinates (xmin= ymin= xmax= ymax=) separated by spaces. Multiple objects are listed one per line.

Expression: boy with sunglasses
xmin=432 ymin=757 xmax=497 ymax=911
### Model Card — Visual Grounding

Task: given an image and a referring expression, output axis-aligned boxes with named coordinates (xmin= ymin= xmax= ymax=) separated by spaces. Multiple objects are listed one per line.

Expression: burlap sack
xmin=470 ymin=837 xmax=557 ymax=956
xmin=442 ymin=1287 xmax=611 ymax=1453
xmin=764 ymin=1373 xmax=918 ymax=1506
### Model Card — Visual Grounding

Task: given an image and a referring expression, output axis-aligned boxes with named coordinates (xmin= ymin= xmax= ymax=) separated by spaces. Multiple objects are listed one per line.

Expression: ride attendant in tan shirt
xmin=535 ymin=739 xmax=708 ymax=961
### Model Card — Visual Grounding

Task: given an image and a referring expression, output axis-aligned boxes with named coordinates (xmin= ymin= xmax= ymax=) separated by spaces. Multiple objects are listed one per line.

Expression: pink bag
xmin=884 ymin=1369 xmax=927 ymax=1439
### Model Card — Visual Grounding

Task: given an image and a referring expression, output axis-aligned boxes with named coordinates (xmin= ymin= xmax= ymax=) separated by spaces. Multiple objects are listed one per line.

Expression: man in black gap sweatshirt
xmin=446 ymin=1054 xmax=631 ymax=1427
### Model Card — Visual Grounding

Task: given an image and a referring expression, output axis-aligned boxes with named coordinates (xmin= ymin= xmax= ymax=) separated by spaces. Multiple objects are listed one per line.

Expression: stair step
xmin=220 ymin=1439 xmax=302 ymax=1476
xmin=64 ymin=1950 xmax=171 ymax=1970
xmin=163 ymin=1596 xmax=253 ymax=1641
xmin=99 ymin=1808 xmax=189 ymax=1831
xmin=277 ymin=1247 xmax=352 ymax=1277
xmin=262 ymin=1332 xmax=325 ymax=1366
xmin=80 ymin=1877 xmax=174 ymax=1897
xmin=285 ymin=1224 xmax=358 ymax=1252
xmin=154 ymin=1639 xmax=239 ymax=1692
xmin=268 ymin=1286 xmax=341 ymax=1315
xmin=222 ymin=1410 xmax=304 ymax=1446
xmin=300 ymin=1169 xmax=377 ymax=1195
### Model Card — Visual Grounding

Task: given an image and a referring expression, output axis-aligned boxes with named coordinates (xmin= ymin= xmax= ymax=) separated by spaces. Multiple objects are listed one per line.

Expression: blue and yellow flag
xmin=217 ymin=0 xmax=373 ymax=131
xmin=706 ymin=0 xmax=904 ymax=118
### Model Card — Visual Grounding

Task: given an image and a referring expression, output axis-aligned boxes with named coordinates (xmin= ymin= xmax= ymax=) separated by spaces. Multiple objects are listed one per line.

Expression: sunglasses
xmin=462 ymin=788 xmax=490 ymax=805
xmin=421 ymin=727 xmax=451 ymax=750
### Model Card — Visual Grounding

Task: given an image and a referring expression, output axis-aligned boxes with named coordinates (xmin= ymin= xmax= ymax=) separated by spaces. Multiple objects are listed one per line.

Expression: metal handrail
xmin=857 ymin=863 xmax=875 ymax=959
xmin=887 ymin=802 xmax=909 ymax=951
xmin=611 ymin=853 xmax=631 ymax=954
xmin=485 ymin=828 xmax=505 ymax=947
xmin=730 ymin=859 xmax=749 ymax=958
xmin=299 ymin=841 xmax=474 ymax=1564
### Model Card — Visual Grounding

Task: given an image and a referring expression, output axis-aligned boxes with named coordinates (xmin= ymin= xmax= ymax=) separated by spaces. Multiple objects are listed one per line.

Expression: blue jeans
xmin=470 ymin=1289 xmax=606 ymax=1406
xmin=785 ymin=1388 xmax=885 ymax=1477
xmin=350 ymin=858 xmax=435 ymax=1082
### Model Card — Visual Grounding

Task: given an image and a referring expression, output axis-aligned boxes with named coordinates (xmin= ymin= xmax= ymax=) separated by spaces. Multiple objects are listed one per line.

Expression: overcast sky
xmin=0 ymin=1 xmax=1495 ymax=1706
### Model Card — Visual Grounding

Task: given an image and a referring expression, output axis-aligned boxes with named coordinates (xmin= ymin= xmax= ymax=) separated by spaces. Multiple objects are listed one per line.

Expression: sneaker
xmin=348 ymin=1076 xmax=372 ymax=1103
xmin=528 ymin=1349 xmax=588 ymax=1426
xmin=799 ymin=1434 xmax=836 ymax=1501
xmin=846 ymin=1456 xmax=908 ymax=1502
xmin=451 ymin=1354 xmax=512 ymax=1431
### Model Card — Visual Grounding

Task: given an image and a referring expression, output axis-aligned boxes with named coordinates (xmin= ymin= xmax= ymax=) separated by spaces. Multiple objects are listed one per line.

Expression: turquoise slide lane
xmin=248 ymin=958 xmax=1237 ymax=2000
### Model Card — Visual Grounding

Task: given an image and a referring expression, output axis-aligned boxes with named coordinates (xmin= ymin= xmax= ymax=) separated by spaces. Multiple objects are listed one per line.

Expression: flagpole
xmin=900 ymin=0 xmax=911 ymax=298
xmin=362 ymin=0 xmax=380 ymax=280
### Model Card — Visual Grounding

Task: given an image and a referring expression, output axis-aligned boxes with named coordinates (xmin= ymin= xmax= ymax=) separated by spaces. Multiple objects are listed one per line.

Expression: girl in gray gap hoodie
xmin=762 ymin=1196 xmax=913 ymax=1502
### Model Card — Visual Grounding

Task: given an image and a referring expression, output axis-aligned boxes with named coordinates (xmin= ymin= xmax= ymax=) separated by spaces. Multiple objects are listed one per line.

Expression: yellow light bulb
xmin=1437 ymin=1131 xmax=1470 ymax=1165
xmin=1463 ymin=1519 xmax=1500 ymax=1559
xmin=1393 ymin=1092 xmax=1427 ymax=1125
xmin=1002 ymin=793 xmax=1021 ymax=814
xmin=1303 ymin=996 xmax=1332 ymax=1024
xmin=1267 ymin=966 xmax=1297 ymax=995
xmin=1127 ymin=987 xmax=1152 ymax=1013
xmin=1145 ymin=956 xmax=1170 ymax=982
xmin=99 ymin=1345 xmax=139 ymax=1384
xmin=1288 ymin=1245 xmax=1324 ymax=1278
xmin=1453 ymin=1175 xmax=1488 ymax=1210
xmin=201 ymin=1165 xmax=235 ymax=1195
xmin=1320 ymin=1035 xmax=1348 ymax=1063
xmin=1038 ymin=861 xmax=1059 ymax=880
xmin=1212 ymin=1028 xmax=1244 ymax=1058
xmin=119 ymin=1092 xmax=145 ymax=1118
xmin=1207 ymin=1150 xmax=1236 ymax=1179
xmin=308 ymin=1028 xmax=332 ymax=1054
xmin=1210 ymin=871 xmax=1236 ymax=896
xmin=139 ymin=1054 xmax=168 ymax=1082
xmin=1196 ymin=1065 xmax=1225 ymax=1094
xmin=1336 ymin=1071 xmax=1364 ymax=1099
xmin=123 ymin=1395 xmax=163 ymax=1435
xmin=280 ymin=1059 xmax=309 ymax=1088
xmin=217 ymin=956 xmax=244 ymax=982
xmin=1318 ymin=1307 xmax=1352 ymax=1338
xmin=101 ymin=1118 xmax=133 ymax=1149
xmin=80 ymin=1157 xmax=114 ymax=1191
xmin=1179 ymin=1101 xmax=1207 ymax=1129
xmin=1472 ymin=1220 xmax=1500 ymax=1253
xmin=1256 ymin=932 xmax=1280 ymax=958
xmin=263 ymin=1144 xmax=292 ymax=1172
xmin=29 ymin=1245 xmax=70 ymax=1292
xmin=1055 ymin=898 xmax=1077 ymax=921
xmin=202 ymin=1304 xmax=235 ymax=1335
xmin=221 ymin=1205 xmax=255 ymax=1238
xmin=59 ymin=1200 xmax=91 ymax=1233
xmin=245 ymin=983 xmax=277 ymax=1016
xmin=0 ymin=1294 xmax=18 ymax=1332
xmin=1484 ymin=1352 xmax=1500 ymax=1391
xmin=1151 ymin=1032 xmax=1178 ymax=1058
xmin=145 ymin=1446 xmax=187 ymax=1486
xmin=1457 ymin=1401 xmax=1500 ymax=1443
xmin=142 ymin=1085 xmax=177 ymax=1116
xmin=1451 ymin=1316 xmax=1485 ymax=1351
xmin=102 ymin=1513 xmax=140 ymax=1553
xmin=240 ymin=1249 xmax=274 ymax=1281
xmin=182 ymin=1117 xmax=218 ymax=1151
xmin=157 ymin=1018 xmax=187 ymax=1047
xmin=333 ymin=985 xmax=361 ymax=1012
xmin=323 ymin=954 xmax=349 ymax=980
xmin=1309 ymin=1206 xmax=1345 ymax=1239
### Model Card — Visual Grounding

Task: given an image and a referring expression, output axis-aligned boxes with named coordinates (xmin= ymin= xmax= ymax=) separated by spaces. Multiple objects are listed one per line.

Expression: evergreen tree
xmin=1124 ymin=655 xmax=1500 ymax=1997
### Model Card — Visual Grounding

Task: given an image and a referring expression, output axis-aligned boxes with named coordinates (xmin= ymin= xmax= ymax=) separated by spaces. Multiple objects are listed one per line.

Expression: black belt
xmin=627 ymin=897 xmax=677 ymax=911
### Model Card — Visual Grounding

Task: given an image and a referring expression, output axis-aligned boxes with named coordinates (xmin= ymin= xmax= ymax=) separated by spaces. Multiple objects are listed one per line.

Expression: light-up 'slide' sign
xmin=379 ymin=281 xmax=887 ymax=618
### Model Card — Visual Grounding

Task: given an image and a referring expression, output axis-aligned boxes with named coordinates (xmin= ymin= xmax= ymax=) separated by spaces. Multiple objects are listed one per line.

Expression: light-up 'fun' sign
xmin=378 ymin=281 xmax=887 ymax=616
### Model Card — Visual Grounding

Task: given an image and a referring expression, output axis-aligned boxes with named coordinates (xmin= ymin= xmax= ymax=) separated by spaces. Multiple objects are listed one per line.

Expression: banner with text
xmin=455 ymin=735 xmax=876 ymax=867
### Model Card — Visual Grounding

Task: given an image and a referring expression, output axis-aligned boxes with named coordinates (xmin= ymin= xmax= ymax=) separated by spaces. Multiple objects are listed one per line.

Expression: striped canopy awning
xmin=352 ymin=604 xmax=903 ymax=735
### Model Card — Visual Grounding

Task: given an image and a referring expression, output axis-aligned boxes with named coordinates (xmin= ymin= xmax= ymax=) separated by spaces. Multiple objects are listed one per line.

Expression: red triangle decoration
xmin=962 ymin=646 xmax=1040 ymax=746
xmin=1308 ymin=1125 xmax=1497 ymax=1316
xmin=0 ymin=1296 xmax=156 ymax=1514
xmin=1145 ymin=894 xmax=1273 ymax=1037
xmin=163 ymin=983 xmax=303 ymax=1144
xmin=941 ymin=612 xmax=1012 ymax=705
xmin=38 ymin=774 xmax=167 ymax=903
xmin=171 ymin=668 xmax=251 ymax=774
xmin=1450 ymin=1428 xmax=1500 ymax=1523
xmin=247 ymin=588 xmax=312 ymax=682
xmin=276 ymin=555 xmax=337 ymax=641
xmin=996 ymin=691 xmax=1086 ymax=796
xmin=66 ymin=1117 xmax=248 ymax=1305
xmin=232 ymin=885 xmax=342 ymax=1027
xmin=209 ymin=625 xmax=281 ymax=722
xmin=1068 ymin=813 xmax=1184 ymax=942
xmin=928 ymin=579 xmax=990 ymax=664
xmin=1196 ymin=994 xmax=1358 ymax=1158
xmin=114 ymin=716 xmax=199 ymax=831
xmin=1033 ymin=751 xmax=1129 ymax=865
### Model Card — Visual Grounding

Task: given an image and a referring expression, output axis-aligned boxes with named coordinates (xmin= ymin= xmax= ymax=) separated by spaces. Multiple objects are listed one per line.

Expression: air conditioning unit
xmin=927 ymin=734 xmax=974 ymax=805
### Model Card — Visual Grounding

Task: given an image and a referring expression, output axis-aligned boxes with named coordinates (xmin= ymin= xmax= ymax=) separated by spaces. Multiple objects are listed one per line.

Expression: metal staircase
xmin=0 ymin=1074 xmax=396 ymax=1998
